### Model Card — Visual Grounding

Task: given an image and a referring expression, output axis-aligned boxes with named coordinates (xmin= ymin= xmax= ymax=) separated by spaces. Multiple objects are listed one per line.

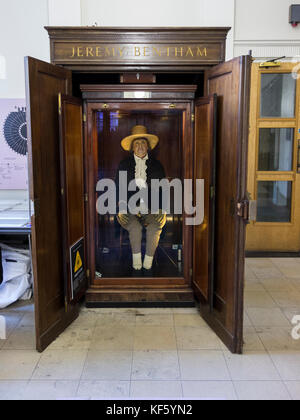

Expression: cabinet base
xmin=85 ymin=288 xmax=195 ymax=308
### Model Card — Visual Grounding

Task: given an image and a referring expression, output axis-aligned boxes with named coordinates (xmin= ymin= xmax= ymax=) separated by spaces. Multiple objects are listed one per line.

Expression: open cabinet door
xmin=196 ymin=56 xmax=251 ymax=354
xmin=25 ymin=57 xmax=79 ymax=352
xmin=193 ymin=95 xmax=217 ymax=309
xmin=58 ymin=95 xmax=87 ymax=305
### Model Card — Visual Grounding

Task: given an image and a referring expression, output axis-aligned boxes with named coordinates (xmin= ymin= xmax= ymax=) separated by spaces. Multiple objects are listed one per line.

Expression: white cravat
xmin=134 ymin=153 xmax=148 ymax=190
xmin=133 ymin=153 xmax=148 ymax=213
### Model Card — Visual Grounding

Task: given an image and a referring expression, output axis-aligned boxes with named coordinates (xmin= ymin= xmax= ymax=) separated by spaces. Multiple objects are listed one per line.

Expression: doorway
xmin=84 ymin=98 xmax=193 ymax=293
xmin=246 ymin=62 xmax=300 ymax=253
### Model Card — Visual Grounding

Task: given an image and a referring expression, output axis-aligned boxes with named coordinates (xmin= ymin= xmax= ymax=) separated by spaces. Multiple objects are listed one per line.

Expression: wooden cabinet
xmin=25 ymin=27 xmax=251 ymax=354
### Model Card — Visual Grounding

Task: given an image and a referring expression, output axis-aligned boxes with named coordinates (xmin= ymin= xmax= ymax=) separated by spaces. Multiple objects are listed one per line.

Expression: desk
xmin=0 ymin=198 xmax=31 ymax=235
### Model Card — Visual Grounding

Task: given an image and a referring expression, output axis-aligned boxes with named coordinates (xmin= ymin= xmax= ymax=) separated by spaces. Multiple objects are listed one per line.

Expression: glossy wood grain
xmin=193 ymin=95 xmax=217 ymax=304
xmin=59 ymin=95 xmax=87 ymax=304
xmin=203 ymin=56 xmax=251 ymax=353
xmin=25 ymin=57 xmax=79 ymax=352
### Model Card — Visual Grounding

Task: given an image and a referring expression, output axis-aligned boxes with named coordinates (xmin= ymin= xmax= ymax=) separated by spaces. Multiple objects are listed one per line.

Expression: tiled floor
xmin=0 ymin=258 xmax=300 ymax=400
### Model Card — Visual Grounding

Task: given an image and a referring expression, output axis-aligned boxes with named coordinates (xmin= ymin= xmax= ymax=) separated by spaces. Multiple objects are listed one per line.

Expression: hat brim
xmin=121 ymin=133 xmax=159 ymax=151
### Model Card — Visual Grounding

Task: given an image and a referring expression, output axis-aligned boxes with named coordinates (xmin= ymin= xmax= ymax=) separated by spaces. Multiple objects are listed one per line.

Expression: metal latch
xmin=237 ymin=198 xmax=257 ymax=222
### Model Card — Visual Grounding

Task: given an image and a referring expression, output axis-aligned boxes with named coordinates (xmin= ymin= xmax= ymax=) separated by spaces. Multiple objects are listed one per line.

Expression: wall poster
xmin=0 ymin=99 xmax=28 ymax=189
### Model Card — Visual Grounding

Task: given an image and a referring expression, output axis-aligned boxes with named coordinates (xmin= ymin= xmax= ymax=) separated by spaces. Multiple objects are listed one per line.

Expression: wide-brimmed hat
xmin=121 ymin=125 xmax=159 ymax=151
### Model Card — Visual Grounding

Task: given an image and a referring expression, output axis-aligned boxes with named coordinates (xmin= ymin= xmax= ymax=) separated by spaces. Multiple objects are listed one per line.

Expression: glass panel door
xmin=246 ymin=63 xmax=300 ymax=252
xmin=91 ymin=105 xmax=187 ymax=280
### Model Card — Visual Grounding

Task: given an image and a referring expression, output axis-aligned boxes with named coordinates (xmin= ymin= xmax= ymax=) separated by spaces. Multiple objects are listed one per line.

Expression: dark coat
xmin=115 ymin=153 xmax=166 ymax=212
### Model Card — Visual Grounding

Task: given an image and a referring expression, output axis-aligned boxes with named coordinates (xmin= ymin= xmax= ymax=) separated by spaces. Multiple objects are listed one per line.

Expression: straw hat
xmin=121 ymin=125 xmax=159 ymax=151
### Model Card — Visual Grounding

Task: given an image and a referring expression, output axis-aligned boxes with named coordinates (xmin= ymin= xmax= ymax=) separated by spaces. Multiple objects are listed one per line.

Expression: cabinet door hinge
xmin=191 ymin=113 xmax=195 ymax=123
xmin=58 ymin=93 xmax=62 ymax=116
xmin=64 ymin=296 xmax=68 ymax=313
xmin=83 ymin=113 xmax=87 ymax=123
xmin=86 ymin=269 xmax=90 ymax=278
xmin=84 ymin=193 xmax=88 ymax=202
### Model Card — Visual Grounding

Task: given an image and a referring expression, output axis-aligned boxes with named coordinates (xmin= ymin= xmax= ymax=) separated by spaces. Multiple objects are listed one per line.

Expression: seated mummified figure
xmin=116 ymin=125 xmax=167 ymax=271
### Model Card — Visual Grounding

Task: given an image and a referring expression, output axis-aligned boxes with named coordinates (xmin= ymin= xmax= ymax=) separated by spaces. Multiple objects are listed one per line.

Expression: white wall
xmin=0 ymin=0 xmax=49 ymax=98
xmin=80 ymin=0 xmax=235 ymax=59
xmin=234 ymin=0 xmax=300 ymax=59
xmin=48 ymin=0 xmax=81 ymax=26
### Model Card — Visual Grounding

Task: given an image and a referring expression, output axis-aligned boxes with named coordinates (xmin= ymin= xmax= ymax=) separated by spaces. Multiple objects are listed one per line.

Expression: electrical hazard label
xmin=70 ymin=238 xmax=85 ymax=300
xmin=74 ymin=251 xmax=83 ymax=273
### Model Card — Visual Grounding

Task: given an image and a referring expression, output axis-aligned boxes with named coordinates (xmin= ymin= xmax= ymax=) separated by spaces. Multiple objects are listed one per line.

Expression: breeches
xmin=117 ymin=211 xmax=167 ymax=257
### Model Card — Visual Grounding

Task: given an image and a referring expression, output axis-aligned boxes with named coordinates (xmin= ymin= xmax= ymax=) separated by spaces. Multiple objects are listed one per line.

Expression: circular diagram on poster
xmin=3 ymin=109 xmax=28 ymax=156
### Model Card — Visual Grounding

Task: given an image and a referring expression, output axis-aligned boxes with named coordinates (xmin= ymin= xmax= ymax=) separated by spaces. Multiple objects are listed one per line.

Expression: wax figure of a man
xmin=116 ymin=125 xmax=167 ymax=270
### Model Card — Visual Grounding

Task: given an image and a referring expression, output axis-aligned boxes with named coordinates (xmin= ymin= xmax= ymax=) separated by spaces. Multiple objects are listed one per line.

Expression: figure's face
xmin=132 ymin=138 xmax=148 ymax=158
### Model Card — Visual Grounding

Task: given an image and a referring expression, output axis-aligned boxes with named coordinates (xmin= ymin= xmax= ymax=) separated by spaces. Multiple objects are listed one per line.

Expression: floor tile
xmin=18 ymin=312 xmax=35 ymax=327
xmin=244 ymin=281 xmax=265 ymax=292
xmin=0 ymin=350 xmax=40 ymax=380
xmin=234 ymin=381 xmax=291 ymax=400
xmin=173 ymin=313 xmax=207 ymax=327
xmin=90 ymin=324 xmax=135 ymax=350
xmin=269 ymin=351 xmax=300 ymax=380
xmin=95 ymin=312 xmax=136 ymax=327
xmin=172 ymin=307 xmax=198 ymax=314
xmin=182 ymin=381 xmax=237 ymax=400
xmin=271 ymin=259 xmax=300 ymax=279
xmin=32 ymin=349 xmax=87 ymax=380
xmin=243 ymin=326 xmax=265 ymax=351
xmin=290 ymin=278 xmax=300 ymax=292
xmin=48 ymin=326 xmax=94 ymax=350
xmin=244 ymin=265 xmax=258 ymax=281
xmin=0 ymin=312 xmax=24 ymax=337
xmin=82 ymin=350 xmax=132 ymax=380
xmin=0 ymin=381 xmax=28 ymax=400
xmin=132 ymin=350 xmax=180 ymax=380
xmin=244 ymin=291 xmax=277 ymax=308
xmin=130 ymin=381 xmax=182 ymax=399
xmin=77 ymin=380 xmax=130 ymax=400
xmin=223 ymin=351 xmax=281 ymax=381
xmin=268 ymin=291 xmax=300 ymax=308
xmin=284 ymin=381 xmax=300 ymax=400
xmin=70 ymin=311 xmax=100 ymax=328
xmin=281 ymin=307 xmax=300 ymax=324
xmin=179 ymin=350 xmax=230 ymax=381
xmin=260 ymin=277 xmax=297 ymax=292
xmin=134 ymin=326 xmax=177 ymax=350
xmin=243 ymin=311 xmax=252 ymax=327
xmin=2 ymin=326 xmax=35 ymax=350
xmin=248 ymin=260 xmax=284 ymax=279
xmin=135 ymin=314 xmax=174 ymax=326
xmin=255 ymin=327 xmax=300 ymax=351
xmin=135 ymin=308 xmax=173 ymax=315
xmin=175 ymin=326 xmax=222 ymax=350
xmin=246 ymin=308 xmax=291 ymax=327
xmin=22 ymin=380 xmax=79 ymax=400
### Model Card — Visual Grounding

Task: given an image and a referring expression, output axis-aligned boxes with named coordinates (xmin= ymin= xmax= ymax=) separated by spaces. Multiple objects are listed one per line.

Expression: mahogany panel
xmin=193 ymin=95 xmax=217 ymax=303
xmin=204 ymin=56 xmax=251 ymax=353
xmin=25 ymin=56 xmax=78 ymax=352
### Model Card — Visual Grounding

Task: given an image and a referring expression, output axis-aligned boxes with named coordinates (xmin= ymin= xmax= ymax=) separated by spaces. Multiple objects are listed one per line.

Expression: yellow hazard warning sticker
xmin=74 ymin=251 xmax=83 ymax=273
xmin=70 ymin=238 xmax=85 ymax=300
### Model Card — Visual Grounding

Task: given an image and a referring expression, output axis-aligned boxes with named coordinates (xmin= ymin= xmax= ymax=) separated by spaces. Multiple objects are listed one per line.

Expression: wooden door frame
xmin=246 ymin=62 xmax=300 ymax=253
xmin=84 ymin=100 xmax=193 ymax=290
